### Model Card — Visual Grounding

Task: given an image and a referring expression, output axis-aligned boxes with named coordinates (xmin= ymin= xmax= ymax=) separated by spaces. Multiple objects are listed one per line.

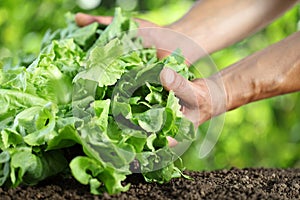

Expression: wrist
xmin=205 ymin=76 xmax=227 ymax=116
xmin=216 ymin=65 xmax=254 ymax=111
xmin=217 ymin=58 xmax=266 ymax=111
xmin=193 ymin=76 xmax=227 ymax=122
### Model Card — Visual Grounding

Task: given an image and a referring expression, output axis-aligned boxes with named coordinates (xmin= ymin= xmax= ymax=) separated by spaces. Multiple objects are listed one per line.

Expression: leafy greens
xmin=0 ymin=8 xmax=196 ymax=194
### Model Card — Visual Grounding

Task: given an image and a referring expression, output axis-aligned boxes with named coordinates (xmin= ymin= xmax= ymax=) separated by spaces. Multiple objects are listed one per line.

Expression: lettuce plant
xmin=0 ymin=8 xmax=195 ymax=194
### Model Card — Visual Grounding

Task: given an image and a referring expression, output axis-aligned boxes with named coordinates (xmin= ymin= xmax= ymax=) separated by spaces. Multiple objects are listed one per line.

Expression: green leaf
xmin=145 ymin=134 xmax=157 ymax=151
xmin=23 ymin=103 xmax=58 ymax=146
xmin=143 ymin=163 xmax=179 ymax=184
xmin=166 ymin=91 xmax=182 ymax=117
xmin=125 ymin=132 xmax=147 ymax=153
xmin=46 ymin=121 xmax=81 ymax=150
xmin=10 ymin=148 xmax=67 ymax=187
xmin=0 ymin=67 xmax=27 ymax=91
xmin=0 ymin=89 xmax=48 ymax=124
xmin=70 ymin=22 xmax=99 ymax=48
xmin=145 ymin=82 xmax=163 ymax=104
xmin=70 ymin=156 xmax=130 ymax=195
xmin=134 ymin=108 xmax=166 ymax=133
xmin=0 ymin=151 xmax=10 ymax=186
xmin=112 ymin=99 xmax=133 ymax=120
xmin=98 ymin=166 xmax=130 ymax=195
xmin=163 ymin=49 xmax=192 ymax=80
xmin=92 ymin=99 xmax=111 ymax=132
xmin=27 ymin=39 xmax=84 ymax=104
xmin=95 ymin=7 xmax=138 ymax=47
xmin=74 ymin=38 xmax=125 ymax=87
xmin=70 ymin=156 xmax=104 ymax=185
xmin=0 ymin=7 xmax=196 ymax=194
xmin=1 ymin=129 xmax=23 ymax=148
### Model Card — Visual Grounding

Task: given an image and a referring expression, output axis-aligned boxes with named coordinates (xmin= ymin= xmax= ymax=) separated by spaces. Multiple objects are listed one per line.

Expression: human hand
xmin=160 ymin=67 xmax=226 ymax=128
xmin=75 ymin=13 xmax=203 ymax=62
xmin=161 ymin=67 xmax=227 ymax=147
xmin=75 ymin=13 xmax=172 ymax=59
xmin=74 ymin=13 xmax=218 ymax=146
xmin=75 ymin=13 xmax=158 ymax=28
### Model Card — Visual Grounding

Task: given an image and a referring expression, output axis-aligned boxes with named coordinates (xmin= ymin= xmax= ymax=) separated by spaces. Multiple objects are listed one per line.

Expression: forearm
xmin=211 ymin=31 xmax=300 ymax=111
xmin=168 ymin=0 xmax=298 ymax=56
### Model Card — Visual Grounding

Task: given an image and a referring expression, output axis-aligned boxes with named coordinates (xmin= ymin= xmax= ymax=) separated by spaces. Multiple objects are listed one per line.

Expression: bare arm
xmin=160 ymin=0 xmax=300 ymax=125
xmin=160 ymin=31 xmax=300 ymax=126
xmin=168 ymin=0 xmax=298 ymax=55
xmin=75 ymin=0 xmax=298 ymax=62
xmin=213 ymin=31 xmax=300 ymax=111
xmin=75 ymin=1 xmax=300 ymax=127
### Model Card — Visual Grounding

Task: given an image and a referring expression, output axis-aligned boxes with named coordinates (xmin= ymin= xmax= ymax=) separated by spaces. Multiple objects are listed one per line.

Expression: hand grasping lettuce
xmin=0 ymin=8 xmax=196 ymax=195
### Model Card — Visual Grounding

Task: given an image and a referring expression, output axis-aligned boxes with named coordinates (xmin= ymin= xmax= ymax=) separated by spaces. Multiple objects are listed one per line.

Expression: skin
xmin=75 ymin=0 xmax=300 ymax=146
xmin=161 ymin=31 xmax=300 ymax=126
xmin=76 ymin=0 xmax=298 ymax=62
xmin=167 ymin=0 xmax=298 ymax=55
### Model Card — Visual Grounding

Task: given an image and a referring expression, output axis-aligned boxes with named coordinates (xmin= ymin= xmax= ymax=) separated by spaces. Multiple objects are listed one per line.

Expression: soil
xmin=0 ymin=167 xmax=299 ymax=200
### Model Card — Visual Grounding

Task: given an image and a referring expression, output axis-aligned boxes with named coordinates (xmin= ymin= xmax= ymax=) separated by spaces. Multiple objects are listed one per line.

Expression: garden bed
xmin=1 ymin=167 xmax=299 ymax=200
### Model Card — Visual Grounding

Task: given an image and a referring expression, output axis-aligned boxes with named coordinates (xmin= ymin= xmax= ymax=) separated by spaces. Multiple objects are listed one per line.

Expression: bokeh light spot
xmin=76 ymin=0 xmax=102 ymax=10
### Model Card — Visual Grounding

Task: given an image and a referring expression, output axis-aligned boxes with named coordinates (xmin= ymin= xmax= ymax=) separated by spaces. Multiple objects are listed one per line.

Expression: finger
xmin=75 ymin=13 xmax=113 ymax=27
xmin=94 ymin=15 xmax=113 ymax=25
xmin=167 ymin=136 xmax=178 ymax=147
xmin=75 ymin=13 xmax=96 ymax=26
xmin=160 ymin=67 xmax=197 ymax=107
xmin=156 ymin=49 xmax=171 ymax=60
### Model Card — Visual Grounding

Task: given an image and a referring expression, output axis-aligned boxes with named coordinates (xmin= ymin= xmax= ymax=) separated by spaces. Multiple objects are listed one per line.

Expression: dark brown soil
xmin=0 ymin=168 xmax=299 ymax=200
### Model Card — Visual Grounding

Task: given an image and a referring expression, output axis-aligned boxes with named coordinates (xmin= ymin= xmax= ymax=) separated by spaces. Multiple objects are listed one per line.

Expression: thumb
xmin=160 ymin=67 xmax=197 ymax=107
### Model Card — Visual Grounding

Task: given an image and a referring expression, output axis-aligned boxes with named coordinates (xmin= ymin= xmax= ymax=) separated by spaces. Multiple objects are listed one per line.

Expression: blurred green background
xmin=0 ymin=0 xmax=299 ymax=170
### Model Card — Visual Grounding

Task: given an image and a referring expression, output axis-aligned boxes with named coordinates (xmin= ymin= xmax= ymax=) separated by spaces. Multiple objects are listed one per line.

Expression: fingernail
xmin=162 ymin=67 xmax=174 ymax=85
xmin=167 ymin=136 xmax=178 ymax=147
